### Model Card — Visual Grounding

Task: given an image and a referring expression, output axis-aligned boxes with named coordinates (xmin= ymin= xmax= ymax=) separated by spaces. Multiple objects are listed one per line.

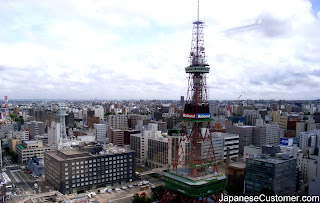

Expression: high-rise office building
xmin=245 ymin=155 xmax=296 ymax=195
xmin=44 ymin=145 xmax=135 ymax=194
xmin=108 ymin=114 xmax=128 ymax=130
xmin=48 ymin=121 xmax=60 ymax=146
xmin=94 ymin=123 xmax=107 ymax=143
xmin=109 ymin=128 xmax=124 ymax=146
xmin=180 ymin=96 xmax=184 ymax=106
xmin=244 ymin=110 xmax=261 ymax=126
xmin=300 ymin=129 xmax=320 ymax=149
xmin=226 ymin=125 xmax=254 ymax=154
xmin=22 ymin=121 xmax=45 ymax=139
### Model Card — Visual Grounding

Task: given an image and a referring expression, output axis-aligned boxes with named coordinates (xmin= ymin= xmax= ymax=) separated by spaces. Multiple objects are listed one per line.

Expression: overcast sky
xmin=1 ymin=0 xmax=320 ymax=100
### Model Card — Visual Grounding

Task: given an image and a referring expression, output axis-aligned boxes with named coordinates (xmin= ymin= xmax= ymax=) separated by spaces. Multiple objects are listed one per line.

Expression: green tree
xmin=12 ymin=153 xmax=18 ymax=161
xmin=10 ymin=114 xmax=18 ymax=119
xmin=151 ymin=185 xmax=166 ymax=201
xmin=132 ymin=192 xmax=152 ymax=203
xmin=15 ymin=117 xmax=24 ymax=124
xmin=4 ymin=147 xmax=10 ymax=153
xmin=9 ymin=113 xmax=24 ymax=124
xmin=9 ymin=150 xmax=18 ymax=162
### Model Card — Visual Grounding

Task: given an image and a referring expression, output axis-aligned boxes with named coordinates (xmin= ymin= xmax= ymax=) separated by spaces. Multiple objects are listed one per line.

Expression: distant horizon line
xmin=1 ymin=98 xmax=320 ymax=102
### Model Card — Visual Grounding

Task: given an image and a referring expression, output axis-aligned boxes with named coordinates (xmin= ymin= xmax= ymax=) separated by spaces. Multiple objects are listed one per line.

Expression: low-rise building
xmin=13 ymin=130 xmax=30 ymax=141
xmin=16 ymin=140 xmax=51 ymax=164
xmin=27 ymin=157 xmax=44 ymax=176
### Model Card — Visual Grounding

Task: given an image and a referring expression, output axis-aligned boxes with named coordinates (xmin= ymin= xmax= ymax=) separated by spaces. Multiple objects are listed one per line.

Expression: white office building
xmin=94 ymin=106 xmax=105 ymax=122
xmin=212 ymin=132 xmax=240 ymax=161
xmin=266 ymin=123 xmax=280 ymax=146
xmin=94 ymin=123 xmax=107 ymax=143
xmin=130 ymin=123 xmax=161 ymax=164
xmin=108 ymin=114 xmax=128 ymax=130
xmin=48 ymin=121 xmax=60 ymax=146
xmin=300 ymin=130 xmax=320 ymax=149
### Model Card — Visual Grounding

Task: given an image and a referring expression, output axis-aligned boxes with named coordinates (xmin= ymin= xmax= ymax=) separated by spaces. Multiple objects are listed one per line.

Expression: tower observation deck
xmin=161 ymin=1 xmax=226 ymax=202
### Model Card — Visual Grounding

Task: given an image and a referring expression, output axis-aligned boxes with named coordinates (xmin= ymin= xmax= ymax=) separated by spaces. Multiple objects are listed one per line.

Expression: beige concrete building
xmin=16 ymin=140 xmax=51 ymax=164
xmin=9 ymin=138 xmax=22 ymax=153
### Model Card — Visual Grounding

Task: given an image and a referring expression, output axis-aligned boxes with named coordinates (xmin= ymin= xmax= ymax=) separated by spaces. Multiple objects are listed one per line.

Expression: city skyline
xmin=1 ymin=0 xmax=320 ymax=100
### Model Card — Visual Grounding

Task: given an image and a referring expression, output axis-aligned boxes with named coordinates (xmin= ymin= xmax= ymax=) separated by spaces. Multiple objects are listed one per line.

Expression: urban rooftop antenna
xmin=197 ymin=0 xmax=200 ymax=21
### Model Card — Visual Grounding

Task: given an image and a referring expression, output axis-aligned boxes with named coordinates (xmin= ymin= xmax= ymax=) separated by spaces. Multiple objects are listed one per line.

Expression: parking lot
xmin=66 ymin=176 xmax=164 ymax=203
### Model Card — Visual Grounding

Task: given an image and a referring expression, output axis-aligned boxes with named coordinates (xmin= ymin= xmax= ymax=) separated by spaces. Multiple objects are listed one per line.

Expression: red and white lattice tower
xmin=173 ymin=0 xmax=218 ymax=178
xmin=161 ymin=1 xmax=226 ymax=202
xmin=4 ymin=96 xmax=10 ymax=121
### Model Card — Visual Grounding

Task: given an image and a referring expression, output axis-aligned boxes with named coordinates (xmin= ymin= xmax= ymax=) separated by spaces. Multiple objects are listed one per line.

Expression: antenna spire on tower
xmin=197 ymin=0 xmax=200 ymax=21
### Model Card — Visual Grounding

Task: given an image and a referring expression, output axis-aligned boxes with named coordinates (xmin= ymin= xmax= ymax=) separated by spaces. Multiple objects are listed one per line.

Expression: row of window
xmin=65 ymin=155 xmax=132 ymax=166
xmin=65 ymin=167 xmax=133 ymax=179
xmin=69 ymin=172 xmax=132 ymax=180
xmin=66 ymin=176 xmax=131 ymax=189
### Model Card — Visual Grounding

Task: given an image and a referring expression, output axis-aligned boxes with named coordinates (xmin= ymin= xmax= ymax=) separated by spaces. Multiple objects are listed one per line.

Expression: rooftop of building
xmin=17 ymin=144 xmax=26 ymax=149
xmin=24 ymin=140 xmax=39 ymax=144
xmin=236 ymin=125 xmax=255 ymax=128
xmin=166 ymin=169 xmax=226 ymax=185
xmin=212 ymin=132 xmax=239 ymax=138
xmin=59 ymin=148 xmax=87 ymax=156
xmin=48 ymin=144 xmax=133 ymax=161
xmin=229 ymin=161 xmax=246 ymax=169
xmin=249 ymin=155 xmax=295 ymax=164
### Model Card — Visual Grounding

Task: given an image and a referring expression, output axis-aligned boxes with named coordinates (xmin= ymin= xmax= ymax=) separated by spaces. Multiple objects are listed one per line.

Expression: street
xmin=2 ymin=153 xmax=42 ymax=201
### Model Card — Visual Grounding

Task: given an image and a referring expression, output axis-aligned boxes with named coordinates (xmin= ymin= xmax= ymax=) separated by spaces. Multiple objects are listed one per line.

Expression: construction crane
xmin=236 ymin=94 xmax=242 ymax=101
xmin=226 ymin=95 xmax=242 ymax=115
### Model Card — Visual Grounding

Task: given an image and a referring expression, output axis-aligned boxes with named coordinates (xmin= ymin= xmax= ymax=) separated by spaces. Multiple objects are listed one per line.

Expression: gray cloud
xmin=260 ymin=14 xmax=292 ymax=37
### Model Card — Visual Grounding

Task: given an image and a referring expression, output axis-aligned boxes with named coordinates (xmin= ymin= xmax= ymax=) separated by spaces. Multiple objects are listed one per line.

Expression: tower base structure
xmin=160 ymin=168 xmax=227 ymax=203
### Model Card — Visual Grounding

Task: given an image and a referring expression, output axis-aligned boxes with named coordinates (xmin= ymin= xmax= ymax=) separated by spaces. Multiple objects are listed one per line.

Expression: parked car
xmin=142 ymin=180 xmax=150 ymax=185
xmin=121 ymin=186 xmax=128 ymax=190
xmin=115 ymin=188 xmax=121 ymax=191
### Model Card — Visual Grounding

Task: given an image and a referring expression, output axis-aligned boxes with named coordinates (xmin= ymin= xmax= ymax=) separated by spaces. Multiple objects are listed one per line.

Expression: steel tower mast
xmin=161 ymin=1 xmax=226 ymax=202
xmin=4 ymin=96 xmax=10 ymax=121
xmin=57 ymin=103 xmax=71 ymax=149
